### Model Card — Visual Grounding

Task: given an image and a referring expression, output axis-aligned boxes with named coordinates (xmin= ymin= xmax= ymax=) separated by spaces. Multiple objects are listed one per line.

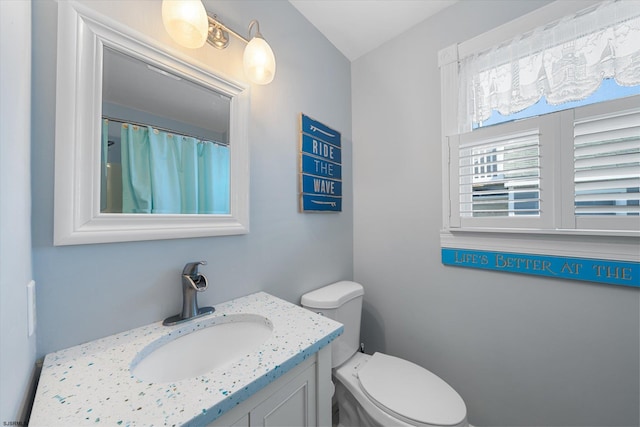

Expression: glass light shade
xmin=243 ymin=37 xmax=276 ymax=85
xmin=162 ymin=0 xmax=209 ymax=49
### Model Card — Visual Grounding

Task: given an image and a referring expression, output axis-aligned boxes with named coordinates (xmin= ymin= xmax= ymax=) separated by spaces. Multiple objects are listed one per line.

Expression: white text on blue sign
xmin=301 ymin=134 xmax=342 ymax=163
xmin=301 ymin=154 xmax=342 ymax=180
xmin=302 ymin=174 xmax=342 ymax=196
xmin=441 ymin=248 xmax=639 ymax=287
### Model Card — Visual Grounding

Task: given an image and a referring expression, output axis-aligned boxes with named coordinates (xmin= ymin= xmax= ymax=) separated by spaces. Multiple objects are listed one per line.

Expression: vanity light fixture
xmin=161 ymin=0 xmax=276 ymax=85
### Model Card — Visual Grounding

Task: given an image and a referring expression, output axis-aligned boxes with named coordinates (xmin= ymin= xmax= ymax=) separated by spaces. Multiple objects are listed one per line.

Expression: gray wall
xmin=352 ymin=1 xmax=639 ymax=426
xmin=0 ymin=1 xmax=37 ymax=423
xmin=32 ymin=0 xmax=352 ymax=357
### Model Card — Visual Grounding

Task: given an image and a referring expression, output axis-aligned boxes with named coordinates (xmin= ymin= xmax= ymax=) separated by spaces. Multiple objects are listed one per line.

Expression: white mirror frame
xmin=54 ymin=2 xmax=250 ymax=246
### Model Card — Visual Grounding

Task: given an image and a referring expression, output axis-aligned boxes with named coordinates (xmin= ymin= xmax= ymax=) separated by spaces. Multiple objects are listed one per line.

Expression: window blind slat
xmin=574 ymin=164 xmax=640 ymax=181
xmin=460 ymin=174 xmax=540 ymax=186
xmin=459 ymin=144 xmax=539 ymax=160
xmin=575 ymin=205 xmax=640 ymax=215
xmin=575 ymin=152 xmax=640 ymax=170
xmin=575 ymin=138 xmax=639 ymax=159
xmin=460 ymin=208 xmax=540 ymax=214
xmin=575 ymin=193 xmax=640 ymax=203
xmin=459 ymin=156 xmax=540 ymax=171
xmin=574 ymin=111 xmax=640 ymax=137
xmin=575 ymin=177 xmax=640 ymax=192
xmin=460 ymin=188 xmax=541 ymax=197
xmin=575 ymin=127 xmax=640 ymax=147
xmin=459 ymin=132 xmax=539 ymax=150
xmin=465 ymin=197 xmax=541 ymax=207
xmin=460 ymin=166 xmax=540 ymax=180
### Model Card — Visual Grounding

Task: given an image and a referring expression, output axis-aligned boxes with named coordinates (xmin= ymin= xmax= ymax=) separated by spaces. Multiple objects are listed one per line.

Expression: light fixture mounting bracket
xmin=207 ymin=15 xmax=230 ymax=49
xmin=206 ymin=14 xmax=250 ymax=50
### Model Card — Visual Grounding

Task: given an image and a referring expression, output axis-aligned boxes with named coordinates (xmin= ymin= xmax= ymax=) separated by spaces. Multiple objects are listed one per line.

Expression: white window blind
xmin=574 ymin=108 xmax=640 ymax=217
xmin=459 ymin=130 xmax=541 ymax=218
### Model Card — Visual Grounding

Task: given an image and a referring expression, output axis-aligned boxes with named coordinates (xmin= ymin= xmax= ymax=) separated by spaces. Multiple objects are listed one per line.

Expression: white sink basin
xmin=131 ymin=314 xmax=273 ymax=383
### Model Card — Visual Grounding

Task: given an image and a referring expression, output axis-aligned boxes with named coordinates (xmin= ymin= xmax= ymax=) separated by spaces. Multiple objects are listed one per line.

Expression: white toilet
xmin=301 ymin=281 xmax=469 ymax=427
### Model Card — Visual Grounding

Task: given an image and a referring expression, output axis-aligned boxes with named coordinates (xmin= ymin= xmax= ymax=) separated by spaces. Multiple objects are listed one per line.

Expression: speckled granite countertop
xmin=29 ymin=292 xmax=343 ymax=426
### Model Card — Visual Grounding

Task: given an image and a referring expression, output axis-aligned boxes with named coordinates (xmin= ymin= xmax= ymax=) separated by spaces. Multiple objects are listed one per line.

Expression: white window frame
xmin=439 ymin=0 xmax=639 ymax=262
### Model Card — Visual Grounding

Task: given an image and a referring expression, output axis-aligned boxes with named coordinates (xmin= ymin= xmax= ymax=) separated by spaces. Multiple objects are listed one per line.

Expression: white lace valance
xmin=459 ymin=0 xmax=640 ymax=130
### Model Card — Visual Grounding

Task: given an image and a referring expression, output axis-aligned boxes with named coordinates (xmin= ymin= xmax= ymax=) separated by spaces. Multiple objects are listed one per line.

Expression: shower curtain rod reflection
xmin=102 ymin=116 xmax=229 ymax=146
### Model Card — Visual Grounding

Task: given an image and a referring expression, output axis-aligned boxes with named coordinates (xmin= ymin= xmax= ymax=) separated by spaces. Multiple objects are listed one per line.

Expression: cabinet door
xmin=229 ymin=414 xmax=249 ymax=426
xmin=250 ymin=363 xmax=317 ymax=427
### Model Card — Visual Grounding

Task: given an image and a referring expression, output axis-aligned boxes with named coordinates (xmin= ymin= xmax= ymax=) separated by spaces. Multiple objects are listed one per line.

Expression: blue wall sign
xmin=442 ymin=248 xmax=640 ymax=288
xmin=299 ymin=113 xmax=342 ymax=213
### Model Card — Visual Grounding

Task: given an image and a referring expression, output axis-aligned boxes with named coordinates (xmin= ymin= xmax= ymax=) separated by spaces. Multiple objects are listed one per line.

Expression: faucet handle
xmin=182 ymin=261 xmax=207 ymax=277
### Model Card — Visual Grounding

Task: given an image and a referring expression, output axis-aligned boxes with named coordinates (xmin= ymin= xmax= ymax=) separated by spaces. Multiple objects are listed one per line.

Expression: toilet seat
xmin=356 ymin=352 xmax=467 ymax=426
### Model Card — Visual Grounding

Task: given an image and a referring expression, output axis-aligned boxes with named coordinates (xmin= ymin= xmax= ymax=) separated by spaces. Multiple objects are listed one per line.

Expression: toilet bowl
xmin=301 ymin=281 xmax=469 ymax=427
xmin=334 ymin=352 xmax=468 ymax=427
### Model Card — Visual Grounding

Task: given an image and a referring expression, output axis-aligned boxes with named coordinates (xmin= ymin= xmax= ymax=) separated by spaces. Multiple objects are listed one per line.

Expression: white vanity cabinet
xmin=209 ymin=345 xmax=332 ymax=427
xmin=30 ymin=293 xmax=342 ymax=427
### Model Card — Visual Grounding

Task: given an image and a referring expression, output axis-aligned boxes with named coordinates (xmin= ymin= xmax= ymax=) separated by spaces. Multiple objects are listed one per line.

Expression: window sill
xmin=441 ymin=228 xmax=639 ymax=262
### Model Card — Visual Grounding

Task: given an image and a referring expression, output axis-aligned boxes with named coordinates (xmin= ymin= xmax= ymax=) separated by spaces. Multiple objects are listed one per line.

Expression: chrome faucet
xmin=163 ymin=261 xmax=215 ymax=326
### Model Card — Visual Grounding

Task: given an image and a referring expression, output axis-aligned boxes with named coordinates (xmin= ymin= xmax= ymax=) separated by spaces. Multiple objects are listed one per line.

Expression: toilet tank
xmin=301 ymin=281 xmax=364 ymax=368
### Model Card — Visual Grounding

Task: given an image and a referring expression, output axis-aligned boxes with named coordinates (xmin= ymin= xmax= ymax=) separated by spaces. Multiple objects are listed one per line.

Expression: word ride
xmin=301 ymin=133 xmax=341 ymax=163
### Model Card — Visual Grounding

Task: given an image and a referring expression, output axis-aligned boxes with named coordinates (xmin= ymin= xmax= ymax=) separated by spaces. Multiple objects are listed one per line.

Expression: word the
xmin=312 ymin=159 xmax=335 ymax=177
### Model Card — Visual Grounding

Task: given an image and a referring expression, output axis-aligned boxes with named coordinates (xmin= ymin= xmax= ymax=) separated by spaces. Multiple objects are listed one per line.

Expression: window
xmin=449 ymin=94 xmax=639 ymax=234
xmin=439 ymin=1 xmax=640 ymax=261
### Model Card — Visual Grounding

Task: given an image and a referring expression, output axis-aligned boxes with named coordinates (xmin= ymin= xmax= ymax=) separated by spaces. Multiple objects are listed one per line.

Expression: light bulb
xmin=243 ymin=36 xmax=276 ymax=85
xmin=162 ymin=0 xmax=208 ymax=49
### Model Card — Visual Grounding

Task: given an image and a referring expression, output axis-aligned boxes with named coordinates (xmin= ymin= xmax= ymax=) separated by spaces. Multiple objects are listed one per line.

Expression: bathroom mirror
xmin=54 ymin=2 xmax=250 ymax=245
xmin=101 ymin=48 xmax=232 ymax=215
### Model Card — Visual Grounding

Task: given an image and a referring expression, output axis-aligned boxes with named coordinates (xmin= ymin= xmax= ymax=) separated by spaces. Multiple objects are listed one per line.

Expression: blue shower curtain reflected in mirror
xmin=118 ymin=122 xmax=230 ymax=214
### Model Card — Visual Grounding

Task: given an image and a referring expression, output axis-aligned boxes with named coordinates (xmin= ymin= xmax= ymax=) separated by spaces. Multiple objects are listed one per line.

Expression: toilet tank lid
xmin=301 ymin=281 xmax=364 ymax=309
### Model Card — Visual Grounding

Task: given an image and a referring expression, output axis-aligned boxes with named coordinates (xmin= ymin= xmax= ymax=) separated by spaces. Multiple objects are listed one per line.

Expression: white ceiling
xmin=288 ymin=0 xmax=458 ymax=61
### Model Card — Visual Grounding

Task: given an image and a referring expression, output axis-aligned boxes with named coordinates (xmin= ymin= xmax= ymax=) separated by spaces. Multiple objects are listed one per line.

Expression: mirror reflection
xmin=101 ymin=48 xmax=232 ymax=214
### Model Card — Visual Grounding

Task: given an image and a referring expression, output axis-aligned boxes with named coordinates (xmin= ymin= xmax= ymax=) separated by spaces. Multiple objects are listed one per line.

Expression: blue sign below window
xmin=442 ymin=248 xmax=639 ymax=288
